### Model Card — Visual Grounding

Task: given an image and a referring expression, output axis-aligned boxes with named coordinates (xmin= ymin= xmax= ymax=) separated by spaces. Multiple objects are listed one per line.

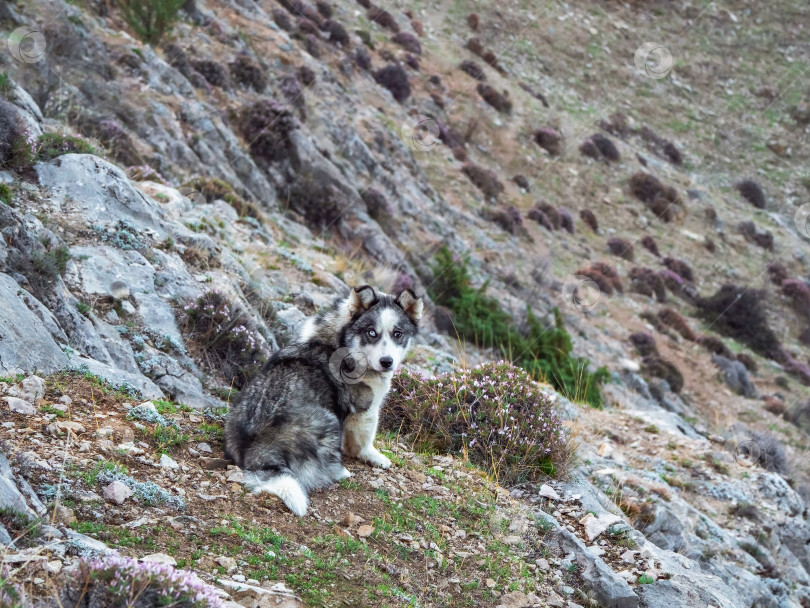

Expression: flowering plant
xmin=383 ymin=361 xmax=575 ymax=484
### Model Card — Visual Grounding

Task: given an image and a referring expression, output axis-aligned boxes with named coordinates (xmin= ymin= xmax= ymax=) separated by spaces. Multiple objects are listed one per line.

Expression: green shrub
xmin=0 ymin=183 xmax=11 ymax=205
xmin=182 ymin=177 xmax=260 ymax=218
xmin=33 ymin=245 xmax=71 ymax=282
xmin=429 ymin=246 xmax=608 ymax=407
xmin=116 ymin=0 xmax=186 ymax=45
xmin=0 ymin=73 xmax=11 ymax=98
xmin=180 ymin=291 xmax=269 ymax=389
xmin=383 ymin=361 xmax=574 ymax=483
xmin=36 ymin=132 xmax=94 ymax=161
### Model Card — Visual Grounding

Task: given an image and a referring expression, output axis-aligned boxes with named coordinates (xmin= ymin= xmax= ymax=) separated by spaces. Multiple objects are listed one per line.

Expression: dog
xmin=299 ymin=286 xmax=423 ymax=469
xmin=224 ymin=286 xmax=423 ymax=516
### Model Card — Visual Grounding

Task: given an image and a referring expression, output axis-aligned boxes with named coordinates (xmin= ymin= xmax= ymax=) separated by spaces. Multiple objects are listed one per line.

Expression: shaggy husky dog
xmin=224 ymin=286 xmax=422 ymax=516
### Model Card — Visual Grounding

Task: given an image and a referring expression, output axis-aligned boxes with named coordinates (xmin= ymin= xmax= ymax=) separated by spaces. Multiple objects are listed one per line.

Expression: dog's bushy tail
xmin=244 ymin=471 xmax=308 ymax=516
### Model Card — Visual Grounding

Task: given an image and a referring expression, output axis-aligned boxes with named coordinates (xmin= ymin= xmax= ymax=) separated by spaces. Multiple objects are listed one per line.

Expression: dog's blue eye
xmin=368 ymin=329 xmax=377 ymax=338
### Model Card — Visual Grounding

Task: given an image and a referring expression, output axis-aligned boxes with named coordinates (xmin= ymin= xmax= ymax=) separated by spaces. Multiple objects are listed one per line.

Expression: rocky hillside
xmin=1 ymin=0 xmax=809 ymax=606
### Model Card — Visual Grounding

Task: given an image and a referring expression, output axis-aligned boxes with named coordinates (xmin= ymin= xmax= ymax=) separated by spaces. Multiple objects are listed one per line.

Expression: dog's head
xmin=342 ymin=286 xmax=423 ymax=374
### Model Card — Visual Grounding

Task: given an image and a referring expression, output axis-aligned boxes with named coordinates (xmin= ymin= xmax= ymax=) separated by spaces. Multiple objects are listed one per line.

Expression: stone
xmin=140 ymin=553 xmax=176 ymax=565
xmin=43 ymin=560 xmax=62 ymax=574
xmin=497 ymin=591 xmax=533 ymax=608
xmin=201 ymin=457 xmax=230 ymax=470
xmin=216 ymin=555 xmax=237 ymax=571
xmin=357 ymin=525 xmax=374 ymax=538
xmin=0 ymin=475 xmax=36 ymax=519
xmin=579 ymin=512 xmax=622 ymax=542
xmin=21 ymin=376 xmax=45 ymax=402
xmin=63 ymin=529 xmax=115 ymax=557
xmin=3 ymin=397 xmax=35 ymax=415
xmin=103 ymin=480 xmax=133 ymax=505
xmin=553 ymin=529 xmax=639 ymax=608
xmin=159 ymin=454 xmax=179 ymax=469
xmin=53 ymin=504 xmax=77 ymax=525
xmin=217 ymin=580 xmax=304 ymax=608
xmin=197 ymin=442 xmax=213 ymax=453
xmin=0 ymin=273 xmax=69 ymax=375
xmin=539 ymin=484 xmax=561 ymax=500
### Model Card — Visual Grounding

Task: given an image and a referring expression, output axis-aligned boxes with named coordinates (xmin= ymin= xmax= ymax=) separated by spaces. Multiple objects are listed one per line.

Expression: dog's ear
xmin=349 ymin=285 xmax=377 ymax=314
xmin=396 ymin=289 xmax=423 ymax=322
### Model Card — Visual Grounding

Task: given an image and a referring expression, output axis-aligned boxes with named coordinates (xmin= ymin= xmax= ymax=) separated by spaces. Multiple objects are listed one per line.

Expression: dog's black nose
xmin=379 ymin=356 xmax=393 ymax=369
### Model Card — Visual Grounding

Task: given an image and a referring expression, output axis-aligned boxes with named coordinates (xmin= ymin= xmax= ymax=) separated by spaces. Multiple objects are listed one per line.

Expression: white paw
xmin=337 ymin=467 xmax=354 ymax=480
xmin=360 ymin=447 xmax=391 ymax=469
xmin=283 ymin=491 xmax=308 ymax=517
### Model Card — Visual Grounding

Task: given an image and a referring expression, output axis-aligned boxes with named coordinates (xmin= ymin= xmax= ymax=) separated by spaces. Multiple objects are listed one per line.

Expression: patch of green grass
xmin=75 ymin=300 xmax=91 ymax=317
xmin=0 ymin=373 xmax=24 ymax=384
xmin=0 ymin=72 xmax=11 ymax=98
xmin=152 ymin=425 xmax=190 ymax=454
xmin=70 ymin=520 xmax=107 ymax=535
xmin=197 ymin=422 xmax=223 ymax=440
xmin=637 ymin=574 xmax=655 ymax=584
xmin=36 ymin=132 xmax=95 ymax=161
xmin=428 ymin=246 xmax=608 ymax=407
xmin=73 ymin=459 xmax=128 ymax=486
xmin=33 ymin=245 xmax=71 ymax=281
xmin=40 ymin=404 xmax=67 ymax=418
xmin=0 ymin=183 xmax=12 ymax=205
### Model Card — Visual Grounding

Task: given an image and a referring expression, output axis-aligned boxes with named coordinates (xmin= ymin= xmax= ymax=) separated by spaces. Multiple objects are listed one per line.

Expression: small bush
xmin=576 ymin=262 xmax=623 ymax=295
xmin=316 ymin=0 xmax=333 ymax=18
xmin=607 ymin=237 xmax=634 ymax=262
xmin=662 ymin=141 xmax=682 ymax=165
xmin=36 ymin=132 xmax=94 ymax=161
xmin=459 ymin=60 xmax=486 ymax=81
xmin=367 ymin=5 xmax=399 ymax=32
xmin=640 ymin=235 xmax=660 ymax=257
xmin=0 ymin=183 xmax=11 ymax=205
xmin=239 ymin=99 xmax=297 ymax=164
xmin=58 ymin=555 xmax=221 ymax=606
xmin=323 ymin=19 xmax=350 ymax=45
xmin=696 ymin=285 xmax=781 ymax=359
xmin=180 ymin=291 xmax=269 ymax=389
xmin=629 ymin=332 xmax=658 ymax=357
xmin=513 ymin=175 xmax=529 ymax=191
xmin=229 ymin=54 xmax=267 ymax=91
xmin=191 ymin=59 xmax=230 ymax=88
xmin=629 ymin=171 xmax=681 ymax=222
xmin=698 ymin=335 xmax=733 ymax=359
xmin=662 ymin=257 xmax=694 ymax=283
xmin=658 ymin=308 xmax=697 ymax=341
xmin=579 ymin=138 xmax=599 ymax=160
xmin=531 ymin=202 xmax=560 ymax=229
xmin=767 ymin=262 xmax=789 ymax=286
xmin=383 ymin=362 xmax=574 ymax=483
xmin=392 ymin=31 xmax=421 ymax=54
xmin=735 ymin=353 xmax=757 ymax=373
xmin=528 ymin=207 xmax=553 ymax=231
xmin=272 ymin=8 xmax=294 ymax=30
xmin=183 ymin=177 xmax=259 ymax=218
xmin=279 ymin=74 xmax=307 ymax=120
xmin=462 ymin=162 xmax=504 ymax=200
xmin=0 ymin=100 xmax=23 ymax=167
xmin=629 ymin=267 xmax=666 ymax=302
xmin=116 ymin=0 xmax=186 ymax=45
xmin=33 ymin=245 xmax=71 ymax=282
xmin=580 ymin=209 xmax=598 ymax=233
xmin=534 ymin=127 xmax=562 ymax=156
xmin=354 ymin=46 xmax=372 ymax=70
xmin=736 ymin=179 xmax=766 ymax=209
xmin=749 ymin=432 xmax=787 ymax=474
xmin=641 ymin=356 xmax=684 ymax=393
xmin=488 ymin=205 xmax=524 ymax=235
xmin=781 ymin=279 xmax=810 ymax=320
xmin=477 ymin=83 xmax=511 ymax=114
xmin=373 ymin=63 xmax=410 ymax=102
xmin=591 ymin=133 xmax=620 ymax=161
xmin=558 ymin=208 xmax=575 ymax=233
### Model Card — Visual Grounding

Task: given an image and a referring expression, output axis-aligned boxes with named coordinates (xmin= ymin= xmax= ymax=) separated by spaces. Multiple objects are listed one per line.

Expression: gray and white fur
xmin=224 ymin=286 xmax=422 ymax=516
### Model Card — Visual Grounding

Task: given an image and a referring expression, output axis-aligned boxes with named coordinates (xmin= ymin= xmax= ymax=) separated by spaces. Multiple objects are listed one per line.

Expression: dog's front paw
xmin=359 ymin=447 xmax=391 ymax=469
